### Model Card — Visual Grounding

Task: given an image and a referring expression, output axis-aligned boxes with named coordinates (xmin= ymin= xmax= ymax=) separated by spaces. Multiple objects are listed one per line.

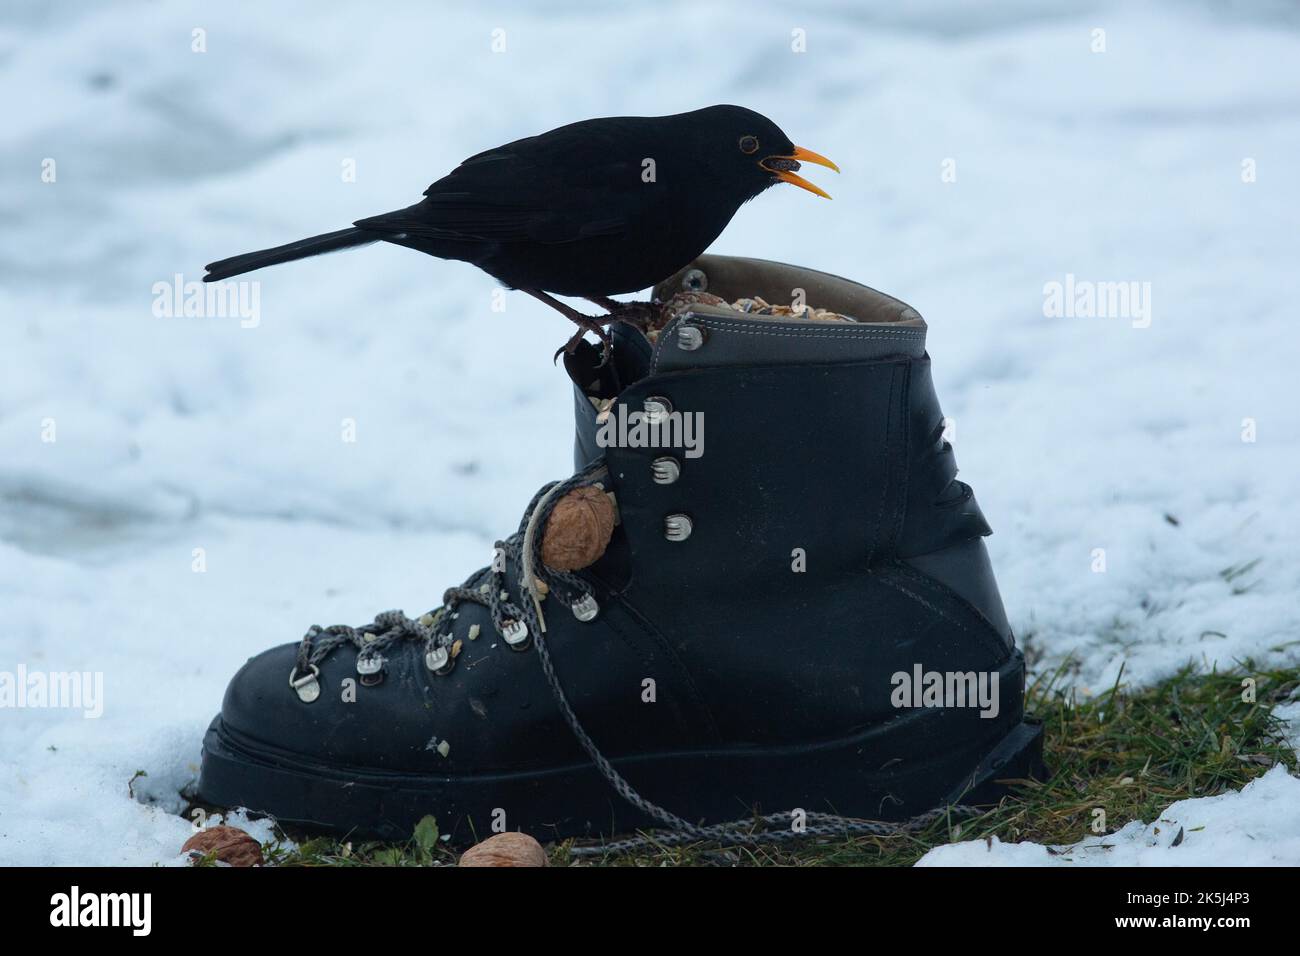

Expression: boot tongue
xmin=561 ymin=326 xmax=652 ymax=399
xmin=612 ymin=323 xmax=653 ymax=382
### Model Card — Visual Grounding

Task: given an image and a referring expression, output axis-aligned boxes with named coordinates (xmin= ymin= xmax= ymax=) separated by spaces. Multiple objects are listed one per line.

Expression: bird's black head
xmin=684 ymin=105 xmax=839 ymax=202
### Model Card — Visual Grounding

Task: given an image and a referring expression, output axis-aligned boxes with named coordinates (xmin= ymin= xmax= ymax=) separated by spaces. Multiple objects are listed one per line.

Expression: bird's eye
xmin=739 ymin=135 xmax=759 ymax=155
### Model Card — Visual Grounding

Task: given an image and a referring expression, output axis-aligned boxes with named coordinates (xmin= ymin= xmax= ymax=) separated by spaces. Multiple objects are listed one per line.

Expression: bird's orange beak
xmin=760 ymin=146 xmax=840 ymax=199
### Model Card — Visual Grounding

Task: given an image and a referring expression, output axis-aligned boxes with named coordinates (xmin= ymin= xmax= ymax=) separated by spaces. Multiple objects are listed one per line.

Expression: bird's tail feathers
xmin=203 ymin=227 xmax=376 ymax=282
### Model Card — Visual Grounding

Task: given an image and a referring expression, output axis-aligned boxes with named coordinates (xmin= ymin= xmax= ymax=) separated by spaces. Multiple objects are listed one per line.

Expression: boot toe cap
xmin=217 ymin=641 xmax=451 ymax=773
xmin=213 ymin=631 xmax=586 ymax=776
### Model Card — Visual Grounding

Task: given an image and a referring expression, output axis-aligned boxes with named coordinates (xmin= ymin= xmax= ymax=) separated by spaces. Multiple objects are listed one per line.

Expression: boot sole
xmin=198 ymin=704 xmax=1046 ymax=843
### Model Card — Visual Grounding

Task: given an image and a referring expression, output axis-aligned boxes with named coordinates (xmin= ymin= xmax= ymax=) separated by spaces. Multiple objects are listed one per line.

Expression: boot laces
xmin=291 ymin=459 xmax=985 ymax=856
xmin=293 ymin=462 xmax=606 ymax=677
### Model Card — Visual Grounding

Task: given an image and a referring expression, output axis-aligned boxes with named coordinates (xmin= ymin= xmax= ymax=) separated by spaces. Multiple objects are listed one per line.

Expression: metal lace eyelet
xmin=357 ymin=653 xmax=385 ymax=686
xmin=425 ymin=644 xmax=453 ymax=674
xmin=651 ymin=456 xmax=681 ymax=485
xmin=664 ymin=514 xmax=693 ymax=542
xmin=676 ymin=323 xmax=705 ymax=351
xmin=502 ymin=619 xmax=530 ymax=650
xmin=571 ymin=593 xmax=599 ymax=622
xmin=289 ymin=664 xmax=321 ymax=703
xmin=643 ymin=396 xmax=672 ymax=425
xmin=681 ymin=268 xmax=707 ymax=293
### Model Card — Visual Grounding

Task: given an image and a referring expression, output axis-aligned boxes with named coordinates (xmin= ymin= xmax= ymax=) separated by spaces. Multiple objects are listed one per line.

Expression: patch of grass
xmin=265 ymin=814 xmax=458 ymax=867
xmin=264 ymin=663 xmax=1297 ymax=867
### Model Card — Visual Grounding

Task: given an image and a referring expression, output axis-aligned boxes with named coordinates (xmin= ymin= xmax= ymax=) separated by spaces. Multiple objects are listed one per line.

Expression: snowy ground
xmin=1 ymin=0 xmax=1297 ymax=865
xmin=918 ymin=763 xmax=1300 ymax=866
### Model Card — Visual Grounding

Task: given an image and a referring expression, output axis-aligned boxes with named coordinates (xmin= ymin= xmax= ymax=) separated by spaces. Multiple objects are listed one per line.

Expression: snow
xmin=917 ymin=764 xmax=1300 ymax=866
xmin=1272 ymin=693 xmax=1300 ymax=756
xmin=1 ymin=0 xmax=1297 ymax=865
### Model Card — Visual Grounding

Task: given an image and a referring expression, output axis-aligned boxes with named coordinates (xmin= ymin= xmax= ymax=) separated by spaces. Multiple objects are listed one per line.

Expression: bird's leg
xmin=587 ymin=295 xmax=624 ymax=312
xmin=586 ymin=296 xmax=657 ymax=332
xmin=521 ymin=289 xmax=614 ymax=365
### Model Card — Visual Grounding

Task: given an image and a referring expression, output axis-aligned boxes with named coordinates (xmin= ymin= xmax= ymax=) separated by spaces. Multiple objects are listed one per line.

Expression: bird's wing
xmin=359 ymin=191 xmax=629 ymax=245
xmin=356 ymin=120 xmax=656 ymax=245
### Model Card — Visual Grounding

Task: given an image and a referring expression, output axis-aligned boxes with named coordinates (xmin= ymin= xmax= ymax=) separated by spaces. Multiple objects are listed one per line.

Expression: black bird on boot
xmin=202 ymin=105 xmax=837 ymax=354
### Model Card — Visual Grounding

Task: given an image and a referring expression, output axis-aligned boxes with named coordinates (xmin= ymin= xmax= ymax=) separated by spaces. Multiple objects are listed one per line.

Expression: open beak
xmin=760 ymin=146 xmax=840 ymax=199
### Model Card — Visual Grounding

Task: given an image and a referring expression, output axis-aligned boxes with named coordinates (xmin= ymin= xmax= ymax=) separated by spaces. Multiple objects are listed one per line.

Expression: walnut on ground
xmin=458 ymin=831 xmax=548 ymax=867
xmin=181 ymin=825 xmax=263 ymax=867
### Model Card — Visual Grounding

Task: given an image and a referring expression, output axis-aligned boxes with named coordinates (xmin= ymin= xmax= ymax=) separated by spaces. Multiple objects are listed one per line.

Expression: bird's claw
xmin=554 ymin=322 xmax=613 ymax=368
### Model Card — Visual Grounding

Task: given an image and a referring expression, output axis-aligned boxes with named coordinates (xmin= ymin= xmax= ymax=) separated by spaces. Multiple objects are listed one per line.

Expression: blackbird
xmin=202 ymin=105 xmax=837 ymax=352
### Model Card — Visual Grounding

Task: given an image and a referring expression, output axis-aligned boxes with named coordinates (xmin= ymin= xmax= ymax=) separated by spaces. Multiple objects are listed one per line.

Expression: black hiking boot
xmin=197 ymin=254 xmax=1045 ymax=844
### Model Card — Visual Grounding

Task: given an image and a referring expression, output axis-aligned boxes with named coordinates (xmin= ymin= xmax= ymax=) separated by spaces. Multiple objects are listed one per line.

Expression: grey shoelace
xmin=293 ymin=465 xmax=605 ymax=679
xmin=294 ymin=459 xmax=986 ymax=858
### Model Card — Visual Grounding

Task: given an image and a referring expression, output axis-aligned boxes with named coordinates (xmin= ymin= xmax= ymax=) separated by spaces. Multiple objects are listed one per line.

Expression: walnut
xmin=182 ymin=825 xmax=263 ymax=867
xmin=458 ymin=832 xmax=548 ymax=867
xmin=541 ymin=485 xmax=616 ymax=570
